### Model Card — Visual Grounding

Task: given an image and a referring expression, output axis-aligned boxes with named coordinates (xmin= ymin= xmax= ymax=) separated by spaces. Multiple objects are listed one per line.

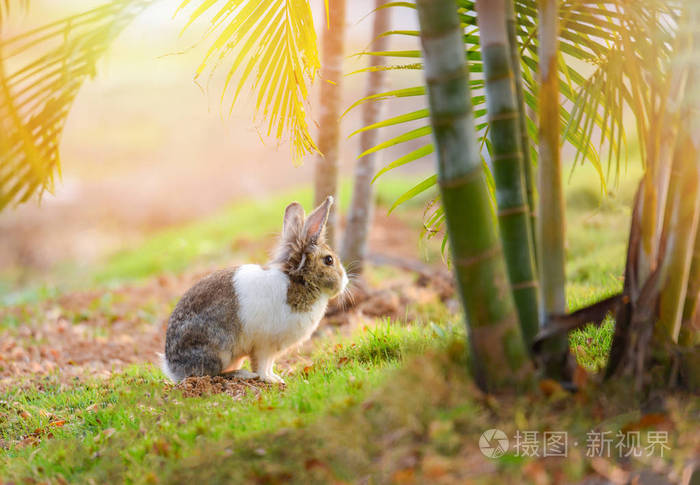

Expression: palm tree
xmin=415 ymin=0 xmax=532 ymax=391
xmin=506 ymin=0 xmax=535 ymax=260
xmin=535 ymin=0 xmax=570 ymax=379
xmin=313 ymin=0 xmax=346 ymax=249
xmin=680 ymin=229 xmax=700 ymax=346
xmin=475 ymin=0 xmax=540 ymax=348
xmin=341 ymin=0 xmax=390 ymax=274
xmin=532 ymin=1 xmax=700 ymax=390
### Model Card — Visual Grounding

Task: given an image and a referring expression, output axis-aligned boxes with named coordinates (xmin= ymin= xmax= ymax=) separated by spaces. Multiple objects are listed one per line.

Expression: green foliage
xmin=352 ymin=0 xmax=681 ymax=235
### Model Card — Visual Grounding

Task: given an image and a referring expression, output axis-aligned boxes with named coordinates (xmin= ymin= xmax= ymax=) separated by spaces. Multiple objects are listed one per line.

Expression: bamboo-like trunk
xmin=537 ymin=0 xmax=570 ymax=378
xmin=341 ymin=0 xmax=390 ymax=272
xmin=605 ymin=5 xmax=697 ymax=388
xmin=505 ymin=0 xmax=537 ymax=264
xmin=313 ymin=0 xmax=347 ymax=249
xmin=637 ymin=67 xmax=688 ymax=284
xmin=658 ymin=132 xmax=700 ymax=342
xmin=476 ymin=0 xmax=540 ymax=347
xmin=680 ymin=229 xmax=700 ymax=346
xmin=416 ymin=0 xmax=532 ymax=392
xmin=679 ymin=4 xmax=700 ymax=349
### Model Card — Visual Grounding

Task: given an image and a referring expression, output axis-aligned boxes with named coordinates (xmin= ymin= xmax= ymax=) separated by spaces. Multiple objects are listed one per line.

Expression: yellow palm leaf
xmin=178 ymin=0 xmax=320 ymax=163
xmin=0 ymin=1 xmax=153 ymax=210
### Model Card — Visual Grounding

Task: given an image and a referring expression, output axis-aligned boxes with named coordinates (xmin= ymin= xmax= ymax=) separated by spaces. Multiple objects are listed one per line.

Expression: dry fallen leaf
xmin=622 ymin=413 xmax=673 ymax=433
xmin=392 ymin=467 xmax=416 ymax=485
xmin=539 ymin=379 xmax=565 ymax=397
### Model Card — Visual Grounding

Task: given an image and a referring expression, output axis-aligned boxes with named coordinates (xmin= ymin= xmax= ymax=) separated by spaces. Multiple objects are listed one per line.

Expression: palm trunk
xmin=341 ymin=0 xmax=390 ymax=272
xmin=605 ymin=6 xmax=695 ymax=387
xmin=537 ymin=0 xmax=570 ymax=378
xmin=637 ymin=68 xmax=688 ymax=285
xmin=505 ymin=0 xmax=536 ymax=264
xmin=476 ymin=0 xmax=540 ymax=348
xmin=416 ymin=0 xmax=532 ymax=392
xmin=313 ymin=0 xmax=347 ymax=249
xmin=658 ymin=132 xmax=700 ymax=342
xmin=680 ymin=229 xmax=700 ymax=347
xmin=679 ymin=4 xmax=700 ymax=350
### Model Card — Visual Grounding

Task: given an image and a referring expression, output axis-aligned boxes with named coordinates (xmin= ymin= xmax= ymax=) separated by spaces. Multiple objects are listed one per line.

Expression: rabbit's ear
xmin=283 ymin=202 xmax=305 ymax=241
xmin=302 ymin=196 xmax=333 ymax=245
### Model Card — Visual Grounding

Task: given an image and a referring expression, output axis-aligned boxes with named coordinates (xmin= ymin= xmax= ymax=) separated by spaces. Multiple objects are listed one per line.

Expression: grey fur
xmin=164 ymin=268 xmax=241 ymax=382
xmin=163 ymin=196 xmax=345 ymax=383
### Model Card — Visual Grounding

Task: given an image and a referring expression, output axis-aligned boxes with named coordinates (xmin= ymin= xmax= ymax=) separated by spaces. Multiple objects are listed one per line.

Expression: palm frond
xmin=176 ymin=0 xmax=320 ymax=163
xmin=0 ymin=0 xmax=153 ymax=210
xmin=350 ymin=0 xmax=681 ymax=238
xmin=0 ymin=0 xmax=29 ymax=25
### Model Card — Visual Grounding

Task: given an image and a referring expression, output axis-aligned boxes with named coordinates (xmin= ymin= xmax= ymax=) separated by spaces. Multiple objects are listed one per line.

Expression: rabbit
xmin=162 ymin=196 xmax=348 ymax=384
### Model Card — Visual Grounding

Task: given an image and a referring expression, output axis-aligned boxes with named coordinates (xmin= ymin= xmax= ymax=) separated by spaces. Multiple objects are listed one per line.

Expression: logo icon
xmin=479 ymin=429 xmax=509 ymax=458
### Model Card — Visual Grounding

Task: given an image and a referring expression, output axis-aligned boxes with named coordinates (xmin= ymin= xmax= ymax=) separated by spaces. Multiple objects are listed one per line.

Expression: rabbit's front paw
xmin=259 ymin=372 xmax=285 ymax=384
xmin=221 ymin=369 xmax=259 ymax=380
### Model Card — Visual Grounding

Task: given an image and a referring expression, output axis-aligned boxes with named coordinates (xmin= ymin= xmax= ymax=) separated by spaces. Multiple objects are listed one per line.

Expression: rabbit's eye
xmin=323 ymin=255 xmax=334 ymax=266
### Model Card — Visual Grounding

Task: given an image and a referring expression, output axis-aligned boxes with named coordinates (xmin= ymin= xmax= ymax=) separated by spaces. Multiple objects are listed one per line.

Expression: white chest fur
xmin=232 ymin=264 xmax=329 ymax=354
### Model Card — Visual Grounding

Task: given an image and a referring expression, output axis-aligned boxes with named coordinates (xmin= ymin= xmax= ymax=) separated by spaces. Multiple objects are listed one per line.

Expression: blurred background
xmin=0 ymin=0 xmax=432 ymax=297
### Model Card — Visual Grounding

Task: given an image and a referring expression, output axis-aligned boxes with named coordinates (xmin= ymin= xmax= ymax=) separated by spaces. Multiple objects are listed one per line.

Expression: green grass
xmin=2 ymin=162 xmax=682 ymax=483
xmin=562 ymin=162 xmax=640 ymax=371
xmin=0 ymin=321 xmax=457 ymax=482
xmin=2 ymin=321 xmax=695 ymax=484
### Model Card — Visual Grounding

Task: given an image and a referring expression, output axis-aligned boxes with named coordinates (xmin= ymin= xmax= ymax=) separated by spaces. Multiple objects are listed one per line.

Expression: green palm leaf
xmin=351 ymin=0 xmax=681 ymax=236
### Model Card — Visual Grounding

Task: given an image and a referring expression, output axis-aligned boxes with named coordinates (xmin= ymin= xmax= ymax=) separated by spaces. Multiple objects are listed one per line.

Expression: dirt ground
xmin=0 ymin=212 xmax=455 ymax=392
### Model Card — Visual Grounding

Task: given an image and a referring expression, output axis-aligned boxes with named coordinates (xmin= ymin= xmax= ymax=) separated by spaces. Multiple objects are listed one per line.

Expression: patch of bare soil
xmin=171 ymin=375 xmax=273 ymax=399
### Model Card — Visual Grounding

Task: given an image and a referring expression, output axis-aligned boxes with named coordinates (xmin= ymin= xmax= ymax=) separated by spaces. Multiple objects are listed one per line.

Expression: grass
xmin=0 ymin=321 xmax=456 ymax=482
xmin=1 ymin=321 xmax=696 ymax=483
xmin=4 ymin=162 xmax=692 ymax=483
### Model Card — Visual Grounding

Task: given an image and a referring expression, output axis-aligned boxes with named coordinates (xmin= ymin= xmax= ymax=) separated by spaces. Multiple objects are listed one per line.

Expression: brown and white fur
xmin=162 ymin=196 xmax=348 ymax=384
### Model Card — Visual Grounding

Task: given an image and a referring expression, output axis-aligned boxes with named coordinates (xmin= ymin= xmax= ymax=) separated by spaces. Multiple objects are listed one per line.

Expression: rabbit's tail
xmin=157 ymin=352 xmax=179 ymax=383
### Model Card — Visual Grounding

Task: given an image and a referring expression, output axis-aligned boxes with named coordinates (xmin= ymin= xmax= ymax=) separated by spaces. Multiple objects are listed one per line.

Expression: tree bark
xmin=658 ymin=131 xmax=700 ymax=342
xmin=416 ymin=0 xmax=533 ymax=392
xmin=476 ymin=0 xmax=540 ymax=348
xmin=679 ymin=2 xmax=700 ymax=351
xmin=680 ymin=229 xmax=700 ymax=347
xmin=314 ymin=0 xmax=347 ymax=249
xmin=537 ymin=0 xmax=571 ymax=379
xmin=340 ymin=0 xmax=390 ymax=273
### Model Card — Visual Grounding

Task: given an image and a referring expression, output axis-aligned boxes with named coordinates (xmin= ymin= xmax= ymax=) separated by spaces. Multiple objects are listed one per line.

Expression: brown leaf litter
xmin=170 ymin=375 xmax=274 ymax=399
